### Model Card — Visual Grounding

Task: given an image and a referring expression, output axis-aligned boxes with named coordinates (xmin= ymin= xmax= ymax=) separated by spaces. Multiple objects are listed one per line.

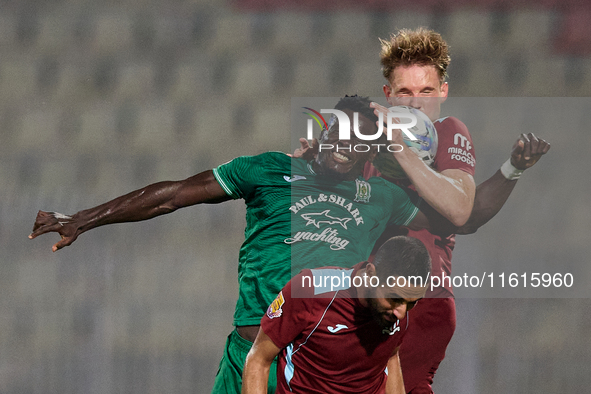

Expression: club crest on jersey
xmin=382 ymin=320 xmax=401 ymax=335
xmin=267 ymin=291 xmax=285 ymax=319
xmin=354 ymin=179 xmax=371 ymax=203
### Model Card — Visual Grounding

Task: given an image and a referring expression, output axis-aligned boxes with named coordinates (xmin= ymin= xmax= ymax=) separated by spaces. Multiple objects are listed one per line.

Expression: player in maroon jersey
xmin=294 ymin=28 xmax=550 ymax=394
xmin=242 ymin=236 xmax=431 ymax=394
xmin=369 ymin=28 xmax=550 ymax=393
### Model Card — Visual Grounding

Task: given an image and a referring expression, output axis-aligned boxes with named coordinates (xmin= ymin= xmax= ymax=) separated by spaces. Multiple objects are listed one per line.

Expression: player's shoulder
xmin=252 ymin=151 xmax=291 ymax=163
xmin=262 ymin=151 xmax=308 ymax=168
xmin=434 ymin=116 xmax=469 ymax=135
xmin=291 ymin=266 xmax=355 ymax=298
xmin=231 ymin=151 xmax=293 ymax=170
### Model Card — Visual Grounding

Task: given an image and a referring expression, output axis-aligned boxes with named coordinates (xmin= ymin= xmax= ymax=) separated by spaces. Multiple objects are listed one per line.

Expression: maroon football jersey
xmin=262 ymin=262 xmax=408 ymax=393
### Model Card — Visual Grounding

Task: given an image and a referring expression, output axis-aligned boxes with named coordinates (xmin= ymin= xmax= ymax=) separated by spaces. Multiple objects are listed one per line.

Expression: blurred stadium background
xmin=2 ymin=0 xmax=591 ymax=392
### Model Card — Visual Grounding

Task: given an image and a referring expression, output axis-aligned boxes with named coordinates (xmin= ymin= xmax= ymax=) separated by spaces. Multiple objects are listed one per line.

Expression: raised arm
xmin=455 ymin=133 xmax=550 ymax=234
xmin=371 ymin=102 xmax=475 ymax=227
xmin=29 ymin=169 xmax=231 ymax=251
xmin=242 ymin=328 xmax=282 ymax=394
xmin=407 ymin=133 xmax=550 ymax=234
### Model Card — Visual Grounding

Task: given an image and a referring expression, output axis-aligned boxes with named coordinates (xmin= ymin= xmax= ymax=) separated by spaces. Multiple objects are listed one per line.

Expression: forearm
xmin=30 ymin=169 xmax=230 ymax=252
xmin=74 ymin=170 xmax=227 ymax=235
xmin=395 ymin=150 xmax=474 ymax=226
xmin=243 ymin=328 xmax=282 ymax=394
xmin=455 ymin=170 xmax=517 ymax=235
xmin=242 ymin=361 xmax=271 ymax=394
xmin=385 ymin=352 xmax=405 ymax=394
xmin=74 ymin=181 xmax=184 ymax=234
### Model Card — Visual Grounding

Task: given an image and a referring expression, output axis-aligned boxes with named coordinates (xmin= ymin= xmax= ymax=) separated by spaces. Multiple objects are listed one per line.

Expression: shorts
xmin=400 ymin=297 xmax=456 ymax=393
xmin=211 ymin=328 xmax=278 ymax=394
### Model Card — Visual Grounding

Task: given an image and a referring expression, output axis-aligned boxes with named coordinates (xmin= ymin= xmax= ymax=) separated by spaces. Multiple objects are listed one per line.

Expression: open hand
xmin=292 ymin=138 xmax=319 ymax=160
xmin=29 ymin=210 xmax=79 ymax=252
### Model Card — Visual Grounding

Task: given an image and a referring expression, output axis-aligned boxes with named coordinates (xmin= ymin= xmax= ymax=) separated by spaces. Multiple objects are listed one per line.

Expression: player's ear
xmin=365 ymin=262 xmax=377 ymax=277
xmin=440 ymin=82 xmax=448 ymax=103
xmin=383 ymin=84 xmax=392 ymax=98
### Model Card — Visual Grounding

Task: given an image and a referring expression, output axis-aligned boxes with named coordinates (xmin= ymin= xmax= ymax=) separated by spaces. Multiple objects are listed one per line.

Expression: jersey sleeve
xmin=261 ymin=271 xmax=315 ymax=350
xmin=384 ymin=183 xmax=422 ymax=227
xmin=433 ymin=116 xmax=476 ymax=176
xmin=212 ymin=153 xmax=269 ymax=199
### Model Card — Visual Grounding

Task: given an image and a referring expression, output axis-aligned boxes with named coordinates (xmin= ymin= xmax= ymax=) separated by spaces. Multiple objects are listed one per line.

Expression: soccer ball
xmin=372 ymin=106 xmax=438 ymax=179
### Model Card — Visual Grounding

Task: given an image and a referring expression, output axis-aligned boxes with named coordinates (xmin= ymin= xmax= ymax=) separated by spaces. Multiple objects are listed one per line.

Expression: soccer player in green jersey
xmin=29 ymin=96 xmax=454 ymax=394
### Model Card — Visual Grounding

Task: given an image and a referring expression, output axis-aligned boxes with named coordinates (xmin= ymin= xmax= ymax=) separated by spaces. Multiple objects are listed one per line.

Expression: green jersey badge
xmin=354 ymin=179 xmax=371 ymax=203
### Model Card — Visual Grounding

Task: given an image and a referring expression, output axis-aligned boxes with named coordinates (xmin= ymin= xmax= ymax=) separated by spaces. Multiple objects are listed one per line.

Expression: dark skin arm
xmin=29 ymin=170 xmax=231 ymax=252
xmin=455 ymin=132 xmax=550 ymax=234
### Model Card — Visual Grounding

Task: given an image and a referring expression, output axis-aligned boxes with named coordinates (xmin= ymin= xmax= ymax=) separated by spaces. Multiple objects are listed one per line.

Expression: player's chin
xmin=373 ymin=314 xmax=396 ymax=328
xmin=324 ymin=162 xmax=355 ymax=179
xmin=332 ymin=163 xmax=355 ymax=174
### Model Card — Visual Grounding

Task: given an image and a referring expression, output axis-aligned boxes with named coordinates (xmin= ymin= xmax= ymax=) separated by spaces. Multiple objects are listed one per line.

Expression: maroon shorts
xmin=399 ymin=297 xmax=456 ymax=393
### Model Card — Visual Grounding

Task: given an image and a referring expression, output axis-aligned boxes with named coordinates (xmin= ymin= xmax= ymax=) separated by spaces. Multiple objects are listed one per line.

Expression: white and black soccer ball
xmin=373 ymin=106 xmax=438 ymax=179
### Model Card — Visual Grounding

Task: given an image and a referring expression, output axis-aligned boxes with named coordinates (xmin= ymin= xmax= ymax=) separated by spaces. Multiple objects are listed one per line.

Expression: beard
xmin=368 ymin=297 xmax=397 ymax=329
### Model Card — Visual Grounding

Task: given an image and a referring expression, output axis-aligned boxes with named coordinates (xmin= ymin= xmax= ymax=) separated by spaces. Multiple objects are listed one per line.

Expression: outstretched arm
xmin=29 ymin=170 xmax=231 ymax=251
xmin=455 ymin=133 xmax=550 ymax=235
xmin=242 ymin=329 xmax=281 ymax=394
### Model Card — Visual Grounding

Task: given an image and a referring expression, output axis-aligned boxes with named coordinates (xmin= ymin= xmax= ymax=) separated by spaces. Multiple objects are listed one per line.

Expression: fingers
xmin=510 ymin=133 xmax=551 ymax=170
xmin=370 ymin=102 xmax=389 ymax=128
xmin=29 ymin=211 xmax=77 ymax=253
xmin=522 ymin=133 xmax=551 ymax=158
xmin=293 ymin=138 xmax=319 ymax=160
xmin=53 ymin=236 xmax=74 ymax=252
xmin=29 ymin=210 xmax=60 ymax=239
xmin=529 ymin=133 xmax=551 ymax=155
xmin=299 ymin=138 xmax=311 ymax=151
xmin=522 ymin=133 xmax=532 ymax=160
xmin=311 ymin=138 xmax=319 ymax=150
xmin=370 ymin=102 xmax=388 ymax=114
xmin=511 ymin=138 xmax=525 ymax=156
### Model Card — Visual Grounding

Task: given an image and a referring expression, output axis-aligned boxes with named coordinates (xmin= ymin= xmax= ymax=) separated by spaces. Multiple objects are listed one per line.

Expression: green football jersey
xmin=213 ymin=152 xmax=421 ymax=326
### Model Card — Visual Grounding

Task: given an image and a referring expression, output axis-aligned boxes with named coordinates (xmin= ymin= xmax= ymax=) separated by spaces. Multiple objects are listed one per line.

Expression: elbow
xmin=450 ymin=217 xmax=468 ymax=228
xmin=448 ymin=209 xmax=471 ymax=228
xmin=455 ymin=224 xmax=478 ymax=235
xmin=448 ymin=199 xmax=475 ymax=227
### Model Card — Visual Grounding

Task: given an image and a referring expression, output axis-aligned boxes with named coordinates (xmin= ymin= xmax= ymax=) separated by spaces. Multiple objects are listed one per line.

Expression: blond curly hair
xmin=380 ymin=27 xmax=451 ymax=84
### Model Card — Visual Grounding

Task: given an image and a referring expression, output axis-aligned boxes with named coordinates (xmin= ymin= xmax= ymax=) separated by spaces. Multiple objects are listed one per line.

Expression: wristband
xmin=500 ymin=159 xmax=524 ymax=180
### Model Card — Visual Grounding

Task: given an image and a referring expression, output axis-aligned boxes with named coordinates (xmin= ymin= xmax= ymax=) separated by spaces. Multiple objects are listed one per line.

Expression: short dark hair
xmin=334 ymin=95 xmax=379 ymax=126
xmin=373 ymin=236 xmax=431 ymax=283
xmin=327 ymin=95 xmax=386 ymax=144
